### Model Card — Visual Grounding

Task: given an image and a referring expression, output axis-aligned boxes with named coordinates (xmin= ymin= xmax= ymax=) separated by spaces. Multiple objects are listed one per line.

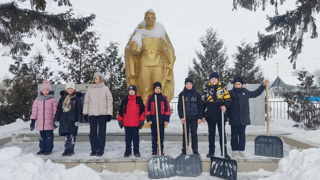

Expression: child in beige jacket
xmin=83 ymin=72 xmax=113 ymax=157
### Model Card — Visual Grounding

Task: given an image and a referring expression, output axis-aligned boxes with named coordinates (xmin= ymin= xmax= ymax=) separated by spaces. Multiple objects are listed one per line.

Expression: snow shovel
xmin=210 ymin=110 xmax=237 ymax=180
xmin=174 ymin=95 xmax=202 ymax=177
xmin=254 ymin=84 xmax=283 ymax=158
xmin=148 ymin=94 xmax=175 ymax=179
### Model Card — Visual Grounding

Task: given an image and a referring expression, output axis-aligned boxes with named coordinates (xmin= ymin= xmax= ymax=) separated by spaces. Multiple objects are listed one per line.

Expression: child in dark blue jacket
xmin=177 ymin=78 xmax=203 ymax=155
xmin=228 ymin=77 xmax=269 ymax=158
xmin=145 ymin=82 xmax=171 ymax=155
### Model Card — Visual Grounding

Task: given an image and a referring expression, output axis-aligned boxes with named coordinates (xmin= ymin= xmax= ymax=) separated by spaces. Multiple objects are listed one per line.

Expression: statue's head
xmin=144 ymin=9 xmax=156 ymax=27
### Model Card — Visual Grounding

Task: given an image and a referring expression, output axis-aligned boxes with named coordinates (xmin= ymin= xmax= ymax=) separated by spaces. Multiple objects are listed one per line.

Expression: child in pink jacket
xmin=30 ymin=80 xmax=58 ymax=155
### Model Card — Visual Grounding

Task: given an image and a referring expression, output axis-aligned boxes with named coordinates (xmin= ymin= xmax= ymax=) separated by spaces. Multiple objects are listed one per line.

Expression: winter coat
xmin=177 ymin=86 xmax=203 ymax=120
xmin=30 ymin=94 xmax=58 ymax=131
xmin=83 ymin=83 xmax=113 ymax=116
xmin=54 ymin=91 xmax=83 ymax=136
xmin=228 ymin=84 xmax=265 ymax=126
xmin=202 ymin=81 xmax=231 ymax=121
xmin=118 ymin=95 xmax=145 ymax=127
xmin=145 ymin=93 xmax=171 ymax=124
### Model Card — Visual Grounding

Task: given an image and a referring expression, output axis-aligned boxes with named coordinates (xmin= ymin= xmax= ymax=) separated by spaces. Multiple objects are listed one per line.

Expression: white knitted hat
xmin=65 ymin=82 xmax=76 ymax=90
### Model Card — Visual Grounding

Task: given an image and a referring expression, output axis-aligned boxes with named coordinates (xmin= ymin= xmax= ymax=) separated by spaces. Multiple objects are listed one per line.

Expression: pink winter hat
xmin=41 ymin=80 xmax=51 ymax=91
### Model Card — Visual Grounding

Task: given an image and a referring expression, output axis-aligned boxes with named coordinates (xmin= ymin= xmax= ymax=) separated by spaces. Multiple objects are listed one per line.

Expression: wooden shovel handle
xmin=182 ymin=95 xmax=188 ymax=154
xmin=155 ymin=95 xmax=162 ymax=156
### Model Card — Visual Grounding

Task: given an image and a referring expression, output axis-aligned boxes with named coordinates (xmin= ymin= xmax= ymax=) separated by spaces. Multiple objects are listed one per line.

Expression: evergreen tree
xmin=188 ymin=28 xmax=229 ymax=93
xmin=0 ymin=53 xmax=54 ymax=125
xmin=57 ymin=31 xmax=100 ymax=83
xmin=230 ymin=42 xmax=264 ymax=84
xmin=313 ymin=69 xmax=320 ymax=87
xmin=233 ymin=0 xmax=319 ymax=68
xmin=284 ymin=70 xmax=320 ymax=129
xmin=0 ymin=2 xmax=95 ymax=57
xmin=95 ymin=42 xmax=127 ymax=118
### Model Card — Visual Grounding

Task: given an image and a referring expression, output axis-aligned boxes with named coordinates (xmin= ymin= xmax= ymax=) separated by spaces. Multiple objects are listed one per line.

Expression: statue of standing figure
xmin=125 ymin=9 xmax=175 ymax=103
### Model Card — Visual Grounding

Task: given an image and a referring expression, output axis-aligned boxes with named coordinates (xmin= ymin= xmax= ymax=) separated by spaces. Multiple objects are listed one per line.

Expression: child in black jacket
xmin=228 ymin=77 xmax=269 ymax=158
xmin=202 ymin=72 xmax=231 ymax=159
xmin=177 ymin=78 xmax=203 ymax=155
xmin=54 ymin=82 xmax=83 ymax=156
xmin=145 ymin=82 xmax=171 ymax=155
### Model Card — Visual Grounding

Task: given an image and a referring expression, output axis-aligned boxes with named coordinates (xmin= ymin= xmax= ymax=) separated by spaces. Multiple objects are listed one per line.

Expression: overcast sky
xmin=1 ymin=0 xmax=319 ymax=96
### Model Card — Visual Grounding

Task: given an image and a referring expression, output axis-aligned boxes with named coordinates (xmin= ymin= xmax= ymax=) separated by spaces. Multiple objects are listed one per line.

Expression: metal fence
xmin=269 ymin=100 xmax=320 ymax=119
xmin=170 ymin=102 xmax=178 ymax=116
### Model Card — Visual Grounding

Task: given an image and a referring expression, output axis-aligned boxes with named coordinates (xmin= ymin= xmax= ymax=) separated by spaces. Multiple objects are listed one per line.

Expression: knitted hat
xmin=185 ymin=77 xmax=194 ymax=85
xmin=233 ymin=77 xmax=244 ymax=85
xmin=128 ymin=85 xmax=137 ymax=94
xmin=40 ymin=80 xmax=51 ymax=91
xmin=65 ymin=81 xmax=76 ymax=90
xmin=153 ymin=82 xmax=162 ymax=91
xmin=209 ymin=72 xmax=219 ymax=80
xmin=93 ymin=72 xmax=104 ymax=79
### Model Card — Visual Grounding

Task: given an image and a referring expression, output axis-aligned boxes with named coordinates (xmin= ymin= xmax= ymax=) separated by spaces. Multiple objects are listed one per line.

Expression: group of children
xmin=30 ymin=72 xmax=268 ymax=159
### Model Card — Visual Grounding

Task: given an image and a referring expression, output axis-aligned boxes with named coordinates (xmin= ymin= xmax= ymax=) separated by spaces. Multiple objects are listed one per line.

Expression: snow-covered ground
xmin=1 ymin=116 xmax=320 ymax=179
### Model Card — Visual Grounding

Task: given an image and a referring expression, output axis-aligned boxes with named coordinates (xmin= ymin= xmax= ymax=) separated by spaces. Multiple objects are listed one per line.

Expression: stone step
xmin=53 ymin=157 xmax=280 ymax=173
xmin=13 ymin=131 xmax=286 ymax=143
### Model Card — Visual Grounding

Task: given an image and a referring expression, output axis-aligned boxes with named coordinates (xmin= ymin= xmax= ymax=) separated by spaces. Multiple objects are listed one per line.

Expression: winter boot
xmin=239 ymin=151 xmax=246 ymax=158
xmin=180 ymin=149 xmax=186 ymax=155
xmin=62 ymin=149 xmax=69 ymax=156
xmin=133 ymin=149 xmax=140 ymax=157
xmin=193 ymin=149 xmax=200 ymax=156
xmin=96 ymin=151 xmax=104 ymax=156
xmin=232 ymin=151 xmax=239 ymax=158
xmin=90 ymin=151 xmax=97 ymax=156
xmin=206 ymin=152 xmax=215 ymax=158
xmin=124 ymin=148 xmax=132 ymax=157
xmin=152 ymin=150 xmax=157 ymax=155
xmin=37 ymin=149 xmax=45 ymax=155
xmin=67 ymin=135 xmax=75 ymax=156
xmin=43 ymin=151 xmax=52 ymax=155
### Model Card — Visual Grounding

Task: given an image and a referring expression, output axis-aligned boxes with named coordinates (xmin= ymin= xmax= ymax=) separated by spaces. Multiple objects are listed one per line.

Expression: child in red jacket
xmin=118 ymin=85 xmax=145 ymax=157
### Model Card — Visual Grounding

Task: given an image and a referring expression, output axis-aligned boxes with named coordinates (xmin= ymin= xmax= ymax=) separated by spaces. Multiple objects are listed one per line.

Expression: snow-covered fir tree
xmin=188 ymin=28 xmax=230 ymax=93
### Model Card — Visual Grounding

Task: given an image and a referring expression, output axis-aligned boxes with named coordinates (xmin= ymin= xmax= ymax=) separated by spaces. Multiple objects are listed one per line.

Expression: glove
xmin=118 ymin=121 xmax=123 ymax=129
xmin=54 ymin=121 xmax=60 ymax=128
xmin=83 ymin=115 xmax=89 ymax=122
xmin=106 ymin=115 xmax=112 ymax=122
xmin=75 ymin=121 xmax=81 ymax=126
xmin=30 ymin=119 xmax=36 ymax=131
xmin=139 ymin=121 xmax=144 ymax=129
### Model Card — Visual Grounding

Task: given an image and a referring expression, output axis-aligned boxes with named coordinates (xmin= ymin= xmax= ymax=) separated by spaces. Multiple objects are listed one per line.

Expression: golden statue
xmin=125 ymin=9 xmax=175 ymax=104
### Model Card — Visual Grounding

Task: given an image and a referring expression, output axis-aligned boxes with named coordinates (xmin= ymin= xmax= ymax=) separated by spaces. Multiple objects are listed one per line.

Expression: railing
xmin=170 ymin=102 xmax=178 ymax=116
xmin=269 ymin=101 xmax=290 ymax=119
xmin=269 ymin=100 xmax=320 ymax=119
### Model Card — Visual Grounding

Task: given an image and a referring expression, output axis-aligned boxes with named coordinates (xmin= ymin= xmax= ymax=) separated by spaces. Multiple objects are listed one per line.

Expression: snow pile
xmin=262 ymin=148 xmax=320 ymax=180
xmin=0 ymin=146 xmax=101 ymax=180
xmin=0 ymin=119 xmax=29 ymax=138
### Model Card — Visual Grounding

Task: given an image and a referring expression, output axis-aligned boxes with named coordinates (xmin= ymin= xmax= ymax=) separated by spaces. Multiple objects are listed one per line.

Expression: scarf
xmin=36 ymin=94 xmax=55 ymax=101
xmin=62 ymin=94 xmax=76 ymax=112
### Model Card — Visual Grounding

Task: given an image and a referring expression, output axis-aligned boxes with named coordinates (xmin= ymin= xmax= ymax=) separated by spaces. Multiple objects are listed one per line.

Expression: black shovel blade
xmin=210 ymin=156 xmax=237 ymax=180
xmin=175 ymin=154 xmax=202 ymax=177
xmin=148 ymin=156 xmax=175 ymax=179
xmin=255 ymin=135 xmax=283 ymax=158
